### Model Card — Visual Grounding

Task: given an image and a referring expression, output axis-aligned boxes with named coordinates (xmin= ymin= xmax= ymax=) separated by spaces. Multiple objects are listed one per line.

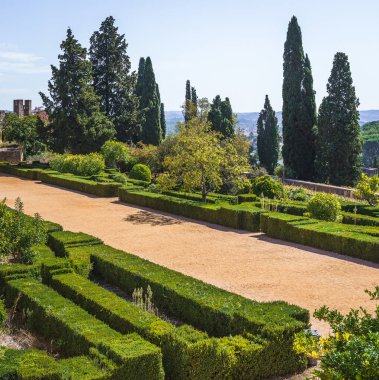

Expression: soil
xmin=1 ymin=173 xmax=378 ymax=336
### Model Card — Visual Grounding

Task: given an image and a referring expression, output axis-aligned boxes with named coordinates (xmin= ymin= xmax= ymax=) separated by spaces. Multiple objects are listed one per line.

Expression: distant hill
xmin=165 ymin=110 xmax=379 ymax=136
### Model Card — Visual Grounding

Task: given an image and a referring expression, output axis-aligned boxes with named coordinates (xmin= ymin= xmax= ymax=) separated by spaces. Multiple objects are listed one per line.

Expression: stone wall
xmin=0 ymin=147 xmax=23 ymax=163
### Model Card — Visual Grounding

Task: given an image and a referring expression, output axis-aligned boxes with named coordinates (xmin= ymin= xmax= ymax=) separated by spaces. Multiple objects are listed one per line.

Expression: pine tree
xmin=39 ymin=28 xmax=115 ymax=153
xmin=89 ymin=16 xmax=141 ymax=143
xmin=282 ymin=16 xmax=317 ymax=180
xmin=208 ymin=95 xmax=235 ymax=138
xmin=257 ymin=95 xmax=280 ymax=174
xmin=139 ymin=57 xmax=162 ymax=145
xmin=315 ymin=53 xmax=362 ymax=186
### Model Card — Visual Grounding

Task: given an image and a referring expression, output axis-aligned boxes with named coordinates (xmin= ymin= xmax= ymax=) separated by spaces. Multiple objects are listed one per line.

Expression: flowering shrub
xmin=294 ymin=287 xmax=379 ymax=379
xmin=355 ymin=174 xmax=379 ymax=206
xmin=306 ymin=193 xmax=341 ymax=222
xmin=49 ymin=153 xmax=105 ymax=176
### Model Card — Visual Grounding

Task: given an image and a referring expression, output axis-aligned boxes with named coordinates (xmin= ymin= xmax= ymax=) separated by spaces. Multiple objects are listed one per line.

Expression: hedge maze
xmin=0 ymin=215 xmax=309 ymax=379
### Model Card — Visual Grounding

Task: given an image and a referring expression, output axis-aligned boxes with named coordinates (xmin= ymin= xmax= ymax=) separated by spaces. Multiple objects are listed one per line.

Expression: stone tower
xmin=13 ymin=99 xmax=24 ymax=117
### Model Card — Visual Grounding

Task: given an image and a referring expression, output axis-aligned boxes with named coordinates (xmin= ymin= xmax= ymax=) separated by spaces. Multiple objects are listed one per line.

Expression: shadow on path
xmin=124 ymin=210 xmax=183 ymax=226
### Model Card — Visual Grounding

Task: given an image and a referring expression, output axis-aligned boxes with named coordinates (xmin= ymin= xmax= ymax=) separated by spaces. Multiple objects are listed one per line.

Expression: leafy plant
xmin=306 ymin=193 xmax=342 ymax=222
xmin=0 ymin=198 xmax=46 ymax=264
xmin=294 ymin=287 xmax=379 ymax=379
xmin=286 ymin=186 xmax=310 ymax=201
xmin=129 ymin=164 xmax=152 ymax=182
xmin=132 ymin=285 xmax=158 ymax=315
xmin=355 ymin=173 xmax=379 ymax=206
xmin=101 ymin=140 xmax=130 ymax=168
xmin=49 ymin=153 xmax=105 ymax=176
xmin=252 ymin=175 xmax=285 ymax=199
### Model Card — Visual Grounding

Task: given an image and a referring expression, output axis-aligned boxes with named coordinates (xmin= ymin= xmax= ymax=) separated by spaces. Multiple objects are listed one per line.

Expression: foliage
xmin=157 ymin=118 xmax=249 ymax=201
xmin=208 ymin=95 xmax=235 ymax=138
xmin=0 ymin=298 xmax=6 ymax=328
xmin=136 ymin=57 xmax=163 ymax=145
xmin=257 ymin=95 xmax=280 ymax=174
xmin=355 ymin=173 xmax=379 ymax=206
xmin=0 ymin=198 xmax=46 ymax=263
xmin=306 ymin=193 xmax=342 ymax=222
xmin=129 ymin=164 xmax=152 ymax=182
xmin=295 ymin=288 xmax=379 ymax=380
xmin=26 ymin=150 xmax=55 ymax=164
xmin=39 ymin=28 xmax=115 ymax=154
xmin=252 ymin=175 xmax=285 ymax=199
xmin=315 ymin=52 xmax=361 ymax=186
xmin=101 ymin=140 xmax=130 ymax=168
xmin=282 ymin=16 xmax=317 ymax=180
xmin=110 ymin=172 xmax=127 ymax=184
xmin=90 ymin=16 xmax=142 ymax=144
xmin=156 ymin=172 xmax=177 ymax=192
xmin=286 ymin=186 xmax=310 ymax=201
xmin=49 ymin=153 xmax=105 ymax=176
xmin=361 ymin=121 xmax=379 ymax=143
xmin=274 ymin=164 xmax=284 ymax=178
xmin=3 ymin=114 xmax=46 ymax=156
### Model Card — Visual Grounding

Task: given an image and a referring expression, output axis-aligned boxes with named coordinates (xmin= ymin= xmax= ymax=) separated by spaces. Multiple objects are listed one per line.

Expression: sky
xmin=0 ymin=0 xmax=378 ymax=112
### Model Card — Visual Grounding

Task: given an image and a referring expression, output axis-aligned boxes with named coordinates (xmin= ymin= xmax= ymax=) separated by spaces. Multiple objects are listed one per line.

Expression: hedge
xmin=0 ymin=348 xmax=111 ymax=379
xmin=50 ymin=271 xmax=291 ymax=379
xmin=5 ymin=277 xmax=164 ymax=380
xmin=119 ymin=189 xmax=265 ymax=231
xmin=260 ymin=212 xmax=379 ymax=263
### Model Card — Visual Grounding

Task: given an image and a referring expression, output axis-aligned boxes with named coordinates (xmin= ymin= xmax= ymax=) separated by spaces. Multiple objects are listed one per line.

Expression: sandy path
xmin=1 ymin=173 xmax=378 ymax=335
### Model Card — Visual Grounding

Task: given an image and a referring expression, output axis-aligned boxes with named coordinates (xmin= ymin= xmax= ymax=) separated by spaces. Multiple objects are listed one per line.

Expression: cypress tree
xmin=184 ymin=80 xmax=192 ymax=122
xmin=257 ymin=95 xmax=280 ymax=174
xmin=135 ymin=57 xmax=145 ymax=98
xmin=315 ymin=53 xmax=361 ymax=186
xmin=191 ymin=86 xmax=198 ymax=116
xmin=89 ymin=16 xmax=141 ymax=143
xmin=39 ymin=28 xmax=115 ymax=153
xmin=208 ymin=95 xmax=235 ymax=138
xmin=160 ymin=102 xmax=166 ymax=139
xmin=140 ymin=57 xmax=162 ymax=145
xmin=282 ymin=16 xmax=317 ymax=180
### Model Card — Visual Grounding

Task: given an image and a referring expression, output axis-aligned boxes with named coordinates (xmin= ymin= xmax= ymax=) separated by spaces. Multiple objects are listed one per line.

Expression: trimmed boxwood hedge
xmin=260 ymin=212 xmax=379 ymax=263
xmin=5 ymin=278 xmax=164 ymax=380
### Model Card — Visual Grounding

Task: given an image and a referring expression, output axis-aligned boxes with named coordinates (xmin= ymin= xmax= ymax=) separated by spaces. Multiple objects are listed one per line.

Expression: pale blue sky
xmin=0 ymin=0 xmax=378 ymax=112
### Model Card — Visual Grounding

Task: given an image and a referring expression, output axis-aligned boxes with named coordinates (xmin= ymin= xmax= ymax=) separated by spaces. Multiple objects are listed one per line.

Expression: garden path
xmin=1 ymin=173 xmax=378 ymax=336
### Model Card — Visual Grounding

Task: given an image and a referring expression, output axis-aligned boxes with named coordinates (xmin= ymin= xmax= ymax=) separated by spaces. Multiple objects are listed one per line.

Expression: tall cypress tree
xmin=139 ymin=57 xmax=162 ymax=145
xmin=315 ymin=53 xmax=361 ymax=186
xmin=135 ymin=57 xmax=145 ymax=98
xmin=160 ymin=102 xmax=166 ymax=139
xmin=257 ymin=95 xmax=279 ymax=174
xmin=89 ymin=16 xmax=141 ymax=143
xmin=191 ymin=86 xmax=198 ymax=116
xmin=39 ymin=28 xmax=115 ymax=153
xmin=282 ymin=16 xmax=316 ymax=180
xmin=184 ymin=80 xmax=192 ymax=122
xmin=208 ymin=95 xmax=235 ymax=138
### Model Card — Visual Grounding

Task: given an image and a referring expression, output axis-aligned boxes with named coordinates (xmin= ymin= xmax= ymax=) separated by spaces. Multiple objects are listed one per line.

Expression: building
xmin=13 ymin=99 xmax=32 ymax=117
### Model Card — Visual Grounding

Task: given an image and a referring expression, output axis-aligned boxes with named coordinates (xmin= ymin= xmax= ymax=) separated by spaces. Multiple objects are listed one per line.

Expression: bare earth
xmin=1 ymin=173 xmax=378 ymax=336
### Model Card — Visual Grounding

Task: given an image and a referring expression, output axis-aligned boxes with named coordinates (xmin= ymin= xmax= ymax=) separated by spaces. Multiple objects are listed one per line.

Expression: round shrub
xmin=286 ymin=186 xmax=310 ymax=201
xmin=101 ymin=140 xmax=130 ymax=168
xmin=129 ymin=164 xmax=152 ymax=182
xmin=252 ymin=175 xmax=285 ymax=199
xmin=306 ymin=193 xmax=341 ymax=221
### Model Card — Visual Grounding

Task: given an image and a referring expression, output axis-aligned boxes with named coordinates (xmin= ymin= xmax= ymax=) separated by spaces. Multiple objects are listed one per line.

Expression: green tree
xmin=184 ymin=80 xmax=191 ymax=122
xmin=208 ymin=95 xmax=235 ymax=138
xmin=282 ymin=16 xmax=317 ymax=180
xmin=136 ymin=57 xmax=162 ymax=145
xmin=3 ymin=114 xmax=46 ymax=156
xmin=40 ymin=28 xmax=115 ymax=153
xmin=89 ymin=16 xmax=142 ymax=143
xmin=315 ymin=53 xmax=361 ymax=186
xmin=256 ymin=95 xmax=279 ymax=174
xmin=191 ymin=86 xmax=198 ymax=116
xmin=135 ymin=57 xmax=145 ymax=98
xmin=157 ymin=118 xmax=248 ymax=202
xmin=160 ymin=102 xmax=166 ymax=139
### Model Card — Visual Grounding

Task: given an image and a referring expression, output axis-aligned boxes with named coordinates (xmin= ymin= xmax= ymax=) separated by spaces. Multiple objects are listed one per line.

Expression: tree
xmin=40 ymin=28 xmax=115 ymax=153
xmin=191 ymin=86 xmax=198 ymax=116
xmin=3 ymin=114 xmax=46 ymax=156
xmin=184 ymin=80 xmax=192 ymax=122
xmin=136 ymin=57 xmax=162 ymax=145
xmin=355 ymin=173 xmax=379 ymax=206
xmin=256 ymin=95 xmax=279 ymax=174
xmin=282 ymin=16 xmax=317 ymax=180
xmin=90 ymin=16 xmax=142 ymax=143
xmin=157 ymin=118 xmax=249 ymax=202
xmin=160 ymin=102 xmax=166 ymax=139
xmin=208 ymin=95 xmax=235 ymax=138
xmin=198 ymin=97 xmax=210 ymax=122
xmin=315 ymin=53 xmax=361 ymax=186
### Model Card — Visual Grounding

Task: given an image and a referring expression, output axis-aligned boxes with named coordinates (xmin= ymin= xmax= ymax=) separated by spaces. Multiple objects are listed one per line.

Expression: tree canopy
xmin=208 ymin=95 xmax=235 ymax=138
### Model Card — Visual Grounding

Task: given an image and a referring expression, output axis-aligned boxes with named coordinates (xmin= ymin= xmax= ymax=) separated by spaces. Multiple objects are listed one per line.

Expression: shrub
xmin=306 ymin=193 xmax=341 ymax=222
xmin=252 ymin=175 xmax=285 ymax=199
xmin=110 ymin=172 xmax=127 ymax=185
xmin=49 ymin=153 xmax=105 ymax=176
xmin=274 ymin=164 xmax=284 ymax=178
xmin=130 ymin=164 xmax=152 ymax=183
xmin=355 ymin=173 xmax=379 ymax=206
xmin=0 ymin=198 xmax=46 ymax=264
xmin=0 ymin=298 xmax=6 ymax=328
xmin=286 ymin=186 xmax=310 ymax=202
xmin=101 ymin=140 xmax=130 ymax=168
xmin=156 ymin=173 xmax=177 ymax=192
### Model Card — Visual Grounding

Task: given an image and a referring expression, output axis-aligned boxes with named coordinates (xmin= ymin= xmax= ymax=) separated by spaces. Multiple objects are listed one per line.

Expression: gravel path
xmin=1 ymin=173 xmax=378 ymax=335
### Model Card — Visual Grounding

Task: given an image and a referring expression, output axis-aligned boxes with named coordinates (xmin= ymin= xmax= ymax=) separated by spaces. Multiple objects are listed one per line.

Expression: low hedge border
xmin=5 ymin=277 xmax=164 ymax=380
xmin=50 ymin=271 xmax=291 ymax=379
xmin=260 ymin=212 xmax=379 ymax=263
